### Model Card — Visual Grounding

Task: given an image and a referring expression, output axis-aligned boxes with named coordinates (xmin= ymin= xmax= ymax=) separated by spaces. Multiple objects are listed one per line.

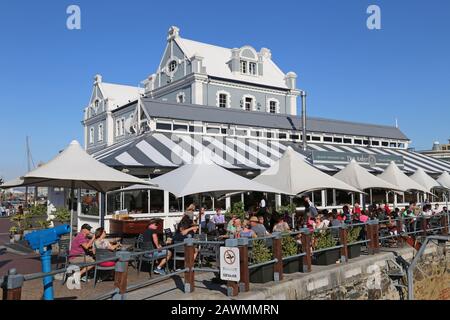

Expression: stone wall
xmin=238 ymin=244 xmax=448 ymax=300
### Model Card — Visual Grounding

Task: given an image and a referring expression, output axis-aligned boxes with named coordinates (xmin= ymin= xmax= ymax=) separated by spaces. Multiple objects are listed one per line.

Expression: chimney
xmin=94 ymin=74 xmax=102 ymax=84
xmin=167 ymin=26 xmax=180 ymax=41
xmin=432 ymin=141 xmax=440 ymax=151
xmin=142 ymin=74 xmax=156 ymax=94
xmin=285 ymin=72 xmax=297 ymax=89
xmin=191 ymin=54 xmax=205 ymax=74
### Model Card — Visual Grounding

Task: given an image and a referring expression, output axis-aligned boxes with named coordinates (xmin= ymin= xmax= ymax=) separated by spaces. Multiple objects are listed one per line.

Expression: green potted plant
xmin=9 ymin=226 xmax=20 ymax=242
xmin=249 ymin=240 xmax=274 ymax=283
xmin=225 ymin=201 xmax=245 ymax=221
xmin=52 ymin=207 xmax=71 ymax=226
xmin=281 ymin=233 xmax=302 ymax=273
xmin=346 ymin=226 xmax=362 ymax=259
xmin=25 ymin=204 xmax=48 ymax=231
xmin=312 ymin=229 xmax=340 ymax=265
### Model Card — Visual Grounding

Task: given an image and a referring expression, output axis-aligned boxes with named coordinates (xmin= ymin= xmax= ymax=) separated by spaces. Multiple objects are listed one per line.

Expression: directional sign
xmin=220 ymin=247 xmax=240 ymax=282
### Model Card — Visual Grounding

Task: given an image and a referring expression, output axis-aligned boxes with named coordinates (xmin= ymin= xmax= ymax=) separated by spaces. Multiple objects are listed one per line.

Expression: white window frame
xmin=115 ymin=120 xmax=120 ymax=137
xmin=89 ymin=127 xmax=94 ymax=144
xmin=242 ymin=94 xmax=256 ymax=111
xmin=173 ymin=120 xmax=188 ymax=132
xmin=266 ymin=98 xmax=280 ymax=114
xmin=248 ymin=62 xmax=257 ymax=75
xmin=120 ymin=118 xmax=125 ymax=136
xmin=98 ymin=124 xmax=103 ymax=142
xmin=206 ymin=125 xmax=222 ymax=135
xmin=240 ymin=60 xmax=247 ymax=74
xmin=176 ymin=92 xmax=185 ymax=104
xmin=235 ymin=126 xmax=249 ymax=137
xmin=155 ymin=120 xmax=173 ymax=132
xmin=216 ymin=90 xmax=231 ymax=108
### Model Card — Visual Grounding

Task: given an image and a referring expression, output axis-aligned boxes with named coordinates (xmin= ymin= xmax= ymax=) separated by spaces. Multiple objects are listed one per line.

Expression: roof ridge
xmin=141 ymin=98 xmax=402 ymax=130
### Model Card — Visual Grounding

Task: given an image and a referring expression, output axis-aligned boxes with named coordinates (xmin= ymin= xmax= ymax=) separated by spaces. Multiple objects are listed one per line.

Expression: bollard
xmin=238 ymin=237 xmax=249 ymax=293
xmin=421 ymin=217 xmax=428 ymax=237
xmin=300 ymin=228 xmax=312 ymax=273
xmin=339 ymin=224 xmax=348 ymax=263
xmin=367 ymin=220 xmax=380 ymax=254
xmin=113 ymin=250 xmax=131 ymax=300
xmin=396 ymin=218 xmax=404 ymax=247
xmin=272 ymin=232 xmax=283 ymax=282
xmin=225 ymin=239 xmax=239 ymax=296
xmin=2 ymin=269 xmax=23 ymax=300
xmin=183 ymin=237 xmax=195 ymax=293
xmin=441 ymin=214 xmax=449 ymax=236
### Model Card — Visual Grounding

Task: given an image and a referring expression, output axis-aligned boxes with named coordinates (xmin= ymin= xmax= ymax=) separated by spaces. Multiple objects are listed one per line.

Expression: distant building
xmin=418 ymin=140 xmax=450 ymax=163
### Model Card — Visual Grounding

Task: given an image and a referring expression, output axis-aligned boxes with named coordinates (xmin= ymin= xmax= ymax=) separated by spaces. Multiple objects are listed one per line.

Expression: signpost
xmin=220 ymin=247 xmax=240 ymax=282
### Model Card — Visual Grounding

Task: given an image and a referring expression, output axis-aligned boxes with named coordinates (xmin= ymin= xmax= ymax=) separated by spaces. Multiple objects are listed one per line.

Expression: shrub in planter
xmin=249 ymin=240 xmax=274 ymax=283
xmin=225 ymin=202 xmax=245 ymax=221
xmin=281 ymin=234 xmax=301 ymax=273
xmin=312 ymin=229 xmax=340 ymax=266
xmin=52 ymin=207 xmax=71 ymax=226
xmin=346 ymin=226 xmax=362 ymax=259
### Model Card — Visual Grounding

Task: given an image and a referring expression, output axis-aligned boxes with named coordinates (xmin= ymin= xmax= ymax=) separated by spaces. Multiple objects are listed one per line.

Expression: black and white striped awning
xmin=92 ymin=132 xmax=450 ymax=175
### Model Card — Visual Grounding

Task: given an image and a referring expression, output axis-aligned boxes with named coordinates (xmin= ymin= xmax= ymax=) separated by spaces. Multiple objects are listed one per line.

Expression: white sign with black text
xmin=220 ymin=247 xmax=240 ymax=282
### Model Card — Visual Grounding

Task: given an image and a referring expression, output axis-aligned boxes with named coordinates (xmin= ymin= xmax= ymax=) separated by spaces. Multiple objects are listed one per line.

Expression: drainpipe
xmin=301 ymin=91 xmax=307 ymax=151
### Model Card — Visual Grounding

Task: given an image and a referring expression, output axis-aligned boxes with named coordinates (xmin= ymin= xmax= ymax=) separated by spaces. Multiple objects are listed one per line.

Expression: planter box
xmin=347 ymin=243 xmax=362 ymax=259
xmin=313 ymin=248 xmax=340 ymax=266
xmin=283 ymin=258 xmax=302 ymax=274
xmin=249 ymin=264 xmax=274 ymax=284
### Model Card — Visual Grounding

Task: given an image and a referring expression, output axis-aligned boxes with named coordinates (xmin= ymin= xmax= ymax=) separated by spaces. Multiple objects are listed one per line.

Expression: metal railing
xmin=1 ymin=212 xmax=448 ymax=300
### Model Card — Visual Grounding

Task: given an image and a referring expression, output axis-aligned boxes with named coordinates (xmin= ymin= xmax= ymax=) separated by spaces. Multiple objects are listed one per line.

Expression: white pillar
xmin=351 ymin=193 xmax=355 ymax=206
xmin=241 ymin=193 xmax=244 ymax=204
xmin=77 ymin=188 xmax=82 ymax=230
xmin=275 ymin=194 xmax=282 ymax=208
xmin=147 ymin=190 xmax=151 ymax=214
xmin=394 ymin=193 xmax=398 ymax=208
xmin=164 ymin=191 xmax=169 ymax=217
xmin=370 ymin=189 xmax=373 ymax=205
xmin=332 ymin=189 xmax=337 ymax=206
xmin=321 ymin=190 xmax=326 ymax=208
xmin=226 ymin=196 xmax=231 ymax=211
xmin=311 ymin=192 xmax=315 ymax=205
xmin=359 ymin=193 xmax=364 ymax=206
xmin=385 ymin=191 xmax=389 ymax=204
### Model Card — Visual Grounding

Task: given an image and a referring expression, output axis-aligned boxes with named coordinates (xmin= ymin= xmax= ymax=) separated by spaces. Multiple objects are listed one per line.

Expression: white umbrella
xmin=2 ymin=140 xmax=156 ymax=246
xmin=334 ymin=159 xmax=405 ymax=191
xmin=410 ymin=168 xmax=443 ymax=192
xmin=253 ymin=146 xmax=362 ymax=195
xmin=151 ymin=152 xmax=288 ymax=198
xmin=378 ymin=162 xmax=428 ymax=193
xmin=437 ymin=171 xmax=450 ymax=189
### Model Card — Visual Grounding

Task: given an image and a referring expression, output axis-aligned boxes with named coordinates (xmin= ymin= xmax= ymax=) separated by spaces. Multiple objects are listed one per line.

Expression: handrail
xmin=2 ymin=211 xmax=448 ymax=300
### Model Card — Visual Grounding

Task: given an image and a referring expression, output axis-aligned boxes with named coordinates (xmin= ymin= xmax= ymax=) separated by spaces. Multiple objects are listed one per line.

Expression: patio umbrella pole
xmin=69 ymin=180 xmax=75 ymax=250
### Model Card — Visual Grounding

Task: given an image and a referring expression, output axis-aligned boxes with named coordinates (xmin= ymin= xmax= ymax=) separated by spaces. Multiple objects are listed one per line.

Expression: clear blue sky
xmin=1 ymin=0 xmax=449 ymax=181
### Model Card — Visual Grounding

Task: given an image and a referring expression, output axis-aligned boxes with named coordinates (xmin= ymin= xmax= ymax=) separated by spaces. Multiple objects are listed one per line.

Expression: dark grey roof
xmin=140 ymin=98 xmax=409 ymax=140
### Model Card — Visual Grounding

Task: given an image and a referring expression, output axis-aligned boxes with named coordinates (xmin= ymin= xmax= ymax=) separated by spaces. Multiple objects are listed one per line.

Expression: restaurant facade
xmin=73 ymin=26 xmax=450 ymax=232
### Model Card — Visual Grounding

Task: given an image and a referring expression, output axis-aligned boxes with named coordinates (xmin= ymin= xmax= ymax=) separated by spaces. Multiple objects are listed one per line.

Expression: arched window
xmin=89 ymin=127 xmax=94 ymax=144
xmin=98 ymin=124 xmax=103 ymax=142
xmin=216 ymin=90 xmax=231 ymax=108
xmin=267 ymin=99 xmax=280 ymax=114
xmin=242 ymin=95 xmax=256 ymax=111
xmin=176 ymin=92 xmax=185 ymax=103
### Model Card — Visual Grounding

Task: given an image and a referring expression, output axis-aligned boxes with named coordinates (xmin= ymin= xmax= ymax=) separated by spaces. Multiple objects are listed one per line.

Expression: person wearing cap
xmin=69 ymin=223 xmax=96 ymax=280
xmin=249 ymin=216 xmax=269 ymax=237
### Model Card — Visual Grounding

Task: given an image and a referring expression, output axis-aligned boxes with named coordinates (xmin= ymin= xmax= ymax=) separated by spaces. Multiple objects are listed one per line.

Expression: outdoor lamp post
xmin=301 ymin=91 xmax=307 ymax=152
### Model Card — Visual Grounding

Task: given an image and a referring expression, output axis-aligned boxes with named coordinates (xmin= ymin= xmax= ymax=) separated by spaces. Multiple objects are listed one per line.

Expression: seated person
xmin=212 ymin=208 xmax=225 ymax=224
xmin=239 ymin=220 xmax=257 ymax=238
xmin=249 ymin=216 xmax=270 ymax=237
xmin=272 ymin=216 xmax=291 ymax=232
xmin=173 ymin=214 xmax=199 ymax=260
xmin=93 ymin=227 xmax=120 ymax=268
xmin=143 ymin=220 xmax=173 ymax=275
xmin=68 ymin=224 xmax=95 ymax=281
xmin=201 ymin=215 xmax=216 ymax=234
xmin=227 ymin=215 xmax=237 ymax=234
